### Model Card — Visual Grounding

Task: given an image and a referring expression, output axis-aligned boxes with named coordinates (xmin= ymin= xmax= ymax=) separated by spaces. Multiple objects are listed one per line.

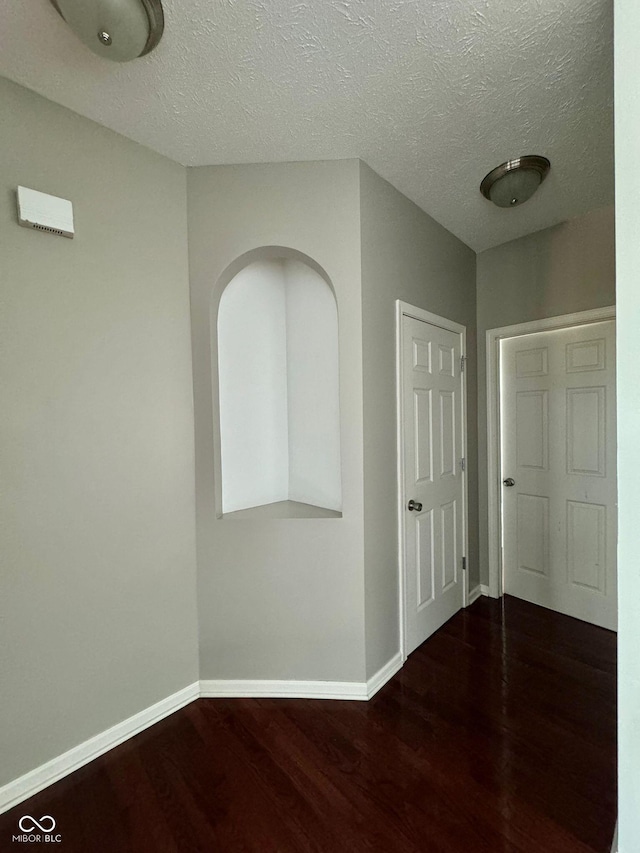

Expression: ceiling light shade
xmin=50 ymin=0 xmax=164 ymax=62
xmin=480 ymin=156 xmax=550 ymax=208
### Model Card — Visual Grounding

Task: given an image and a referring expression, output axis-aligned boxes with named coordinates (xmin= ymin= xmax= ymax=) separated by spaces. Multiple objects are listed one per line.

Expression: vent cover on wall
xmin=17 ymin=186 xmax=75 ymax=239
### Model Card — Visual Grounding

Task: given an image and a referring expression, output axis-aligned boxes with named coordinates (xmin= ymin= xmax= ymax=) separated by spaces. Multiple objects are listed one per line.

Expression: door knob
xmin=408 ymin=499 xmax=423 ymax=512
xmin=503 ymin=478 xmax=515 ymax=487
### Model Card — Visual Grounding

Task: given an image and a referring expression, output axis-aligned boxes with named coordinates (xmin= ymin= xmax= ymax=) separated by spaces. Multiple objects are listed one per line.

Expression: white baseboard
xmin=199 ymin=678 xmax=368 ymax=700
xmin=0 ymin=654 xmax=407 ymax=816
xmin=200 ymin=652 xmax=404 ymax=702
xmin=366 ymin=652 xmax=403 ymax=699
xmin=468 ymin=585 xmax=482 ymax=605
xmin=0 ymin=682 xmax=199 ymax=816
xmin=468 ymin=584 xmax=492 ymax=606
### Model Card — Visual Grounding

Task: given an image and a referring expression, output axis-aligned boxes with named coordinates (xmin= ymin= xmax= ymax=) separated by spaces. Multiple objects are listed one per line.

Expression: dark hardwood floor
xmin=0 ymin=595 xmax=616 ymax=852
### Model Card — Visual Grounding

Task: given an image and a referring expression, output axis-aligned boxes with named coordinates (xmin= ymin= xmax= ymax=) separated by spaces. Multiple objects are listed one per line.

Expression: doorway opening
xmin=486 ymin=306 xmax=616 ymax=630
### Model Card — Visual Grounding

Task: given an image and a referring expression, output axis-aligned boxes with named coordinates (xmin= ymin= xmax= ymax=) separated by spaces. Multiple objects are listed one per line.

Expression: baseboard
xmin=199 ymin=678 xmax=368 ymax=700
xmin=200 ymin=652 xmax=404 ymax=702
xmin=366 ymin=652 xmax=403 ymax=699
xmin=0 ymin=682 xmax=199 ymax=816
xmin=1 ymin=654 xmax=407 ymax=815
xmin=468 ymin=585 xmax=482 ymax=605
xmin=468 ymin=584 xmax=492 ymax=605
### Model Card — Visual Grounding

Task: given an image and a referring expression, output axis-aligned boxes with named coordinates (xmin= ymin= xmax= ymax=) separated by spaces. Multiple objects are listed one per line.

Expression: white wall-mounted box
xmin=17 ymin=186 xmax=74 ymax=238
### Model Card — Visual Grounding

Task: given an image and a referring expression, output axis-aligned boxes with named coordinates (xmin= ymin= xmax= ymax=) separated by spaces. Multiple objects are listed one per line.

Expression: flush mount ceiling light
xmin=480 ymin=155 xmax=551 ymax=208
xmin=49 ymin=0 xmax=164 ymax=62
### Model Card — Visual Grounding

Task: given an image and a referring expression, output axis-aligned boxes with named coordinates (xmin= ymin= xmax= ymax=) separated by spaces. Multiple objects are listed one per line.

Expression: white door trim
xmin=396 ymin=300 xmax=469 ymax=662
xmin=486 ymin=305 xmax=616 ymax=599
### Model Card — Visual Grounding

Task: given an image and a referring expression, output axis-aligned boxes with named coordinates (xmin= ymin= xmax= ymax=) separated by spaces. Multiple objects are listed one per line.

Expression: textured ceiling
xmin=0 ymin=0 xmax=613 ymax=251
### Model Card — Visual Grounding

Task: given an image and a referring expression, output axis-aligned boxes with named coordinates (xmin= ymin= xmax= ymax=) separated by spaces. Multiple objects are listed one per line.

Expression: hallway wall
xmin=359 ymin=162 xmax=477 ymax=678
xmin=0 ymin=77 xmax=199 ymax=788
xmin=476 ymin=206 xmax=616 ymax=587
xmin=188 ymin=160 xmax=367 ymax=682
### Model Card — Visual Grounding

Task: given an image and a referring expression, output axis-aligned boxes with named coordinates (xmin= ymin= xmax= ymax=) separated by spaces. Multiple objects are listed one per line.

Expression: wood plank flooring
xmin=0 ymin=595 xmax=616 ymax=852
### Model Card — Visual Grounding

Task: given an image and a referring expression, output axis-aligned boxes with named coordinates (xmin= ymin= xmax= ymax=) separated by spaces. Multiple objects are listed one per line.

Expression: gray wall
xmin=0 ymin=77 xmax=199 ymax=787
xmin=188 ymin=161 xmax=367 ymax=682
xmin=359 ymin=162 xmax=477 ymax=679
xmin=476 ymin=206 xmax=616 ymax=587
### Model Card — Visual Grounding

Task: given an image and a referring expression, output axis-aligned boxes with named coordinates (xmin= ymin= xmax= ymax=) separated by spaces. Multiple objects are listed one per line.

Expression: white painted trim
xmin=0 ymin=682 xmax=199 ymax=816
xmin=486 ymin=306 xmax=616 ymax=599
xmin=396 ymin=301 xmax=469 ymax=658
xmin=397 ymin=300 xmax=466 ymax=335
xmin=0 ymin=655 xmax=407 ymax=817
xmin=366 ymin=652 xmax=404 ymax=699
xmin=461 ymin=327 xmax=470 ymax=611
xmin=468 ymin=584 xmax=491 ymax=604
xmin=395 ymin=301 xmax=406 ymax=660
xmin=200 ymin=655 xmax=404 ymax=702
xmin=468 ymin=585 xmax=482 ymax=605
xmin=199 ymin=679 xmax=368 ymax=700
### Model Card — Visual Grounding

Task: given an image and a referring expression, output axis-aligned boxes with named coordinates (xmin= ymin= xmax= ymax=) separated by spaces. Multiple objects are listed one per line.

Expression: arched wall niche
xmin=213 ymin=246 xmax=342 ymax=519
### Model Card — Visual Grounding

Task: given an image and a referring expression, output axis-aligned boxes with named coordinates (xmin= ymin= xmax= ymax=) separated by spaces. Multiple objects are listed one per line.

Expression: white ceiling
xmin=0 ymin=0 xmax=613 ymax=251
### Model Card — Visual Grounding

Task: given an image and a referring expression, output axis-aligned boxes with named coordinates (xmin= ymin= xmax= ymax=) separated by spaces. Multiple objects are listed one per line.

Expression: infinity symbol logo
xmin=18 ymin=815 xmax=56 ymax=833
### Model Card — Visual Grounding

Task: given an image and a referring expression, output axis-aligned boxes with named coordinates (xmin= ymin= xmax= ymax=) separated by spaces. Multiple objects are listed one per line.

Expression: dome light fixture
xmin=480 ymin=155 xmax=550 ymax=208
xmin=49 ymin=0 xmax=164 ymax=62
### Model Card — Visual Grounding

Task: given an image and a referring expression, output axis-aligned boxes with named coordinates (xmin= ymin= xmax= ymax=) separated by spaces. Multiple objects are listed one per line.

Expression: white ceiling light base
xmin=50 ymin=0 xmax=164 ymax=62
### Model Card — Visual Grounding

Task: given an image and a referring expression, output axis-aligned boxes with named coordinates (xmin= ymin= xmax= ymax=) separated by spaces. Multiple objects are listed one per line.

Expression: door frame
xmin=396 ymin=300 xmax=469 ymax=662
xmin=486 ymin=305 xmax=616 ymax=599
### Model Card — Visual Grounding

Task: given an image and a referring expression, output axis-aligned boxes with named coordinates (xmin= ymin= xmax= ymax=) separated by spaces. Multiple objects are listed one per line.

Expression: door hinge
xmin=460 ymin=457 xmax=466 ymax=472
xmin=462 ymin=556 xmax=467 ymax=571
xmin=460 ymin=355 xmax=466 ymax=373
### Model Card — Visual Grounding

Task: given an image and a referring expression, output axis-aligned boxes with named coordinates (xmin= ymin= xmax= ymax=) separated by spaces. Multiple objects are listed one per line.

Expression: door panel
xmin=441 ymin=499 xmax=458 ymax=591
xmin=501 ymin=321 xmax=617 ymax=630
xmin=439 ymin=391 xmax=456 ymax=477
xmin=566 ymin=386 xmax=605 ymax=476
xmin=417 ymin=509 xmax=435 ymax=608
xmin=414 ymin=389 xmax=433 ymax=482
xmin=567 ymin=500 xmax=606 ymax=592
xmin=516 ymin=493 xmax=549 ymax=576
xmin=516 ymin=346 xmax=548 ymax=378
xmin=516 ymin=390 xmax=548 ymax=469
xmin=403 ymin=314 xmax=465 ymax=656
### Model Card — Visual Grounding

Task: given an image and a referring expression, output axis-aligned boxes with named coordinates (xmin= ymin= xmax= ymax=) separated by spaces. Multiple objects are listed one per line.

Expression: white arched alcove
xmin=217 ymin=254 xmax=342 ymax=517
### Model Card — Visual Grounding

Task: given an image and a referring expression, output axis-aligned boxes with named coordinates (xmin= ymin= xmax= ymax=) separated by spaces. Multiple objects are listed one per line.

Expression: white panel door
xmin=501 ymin=321 xmax=617 ymax=630
xmin=402 ymin=314 xmax=465 ymax=656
